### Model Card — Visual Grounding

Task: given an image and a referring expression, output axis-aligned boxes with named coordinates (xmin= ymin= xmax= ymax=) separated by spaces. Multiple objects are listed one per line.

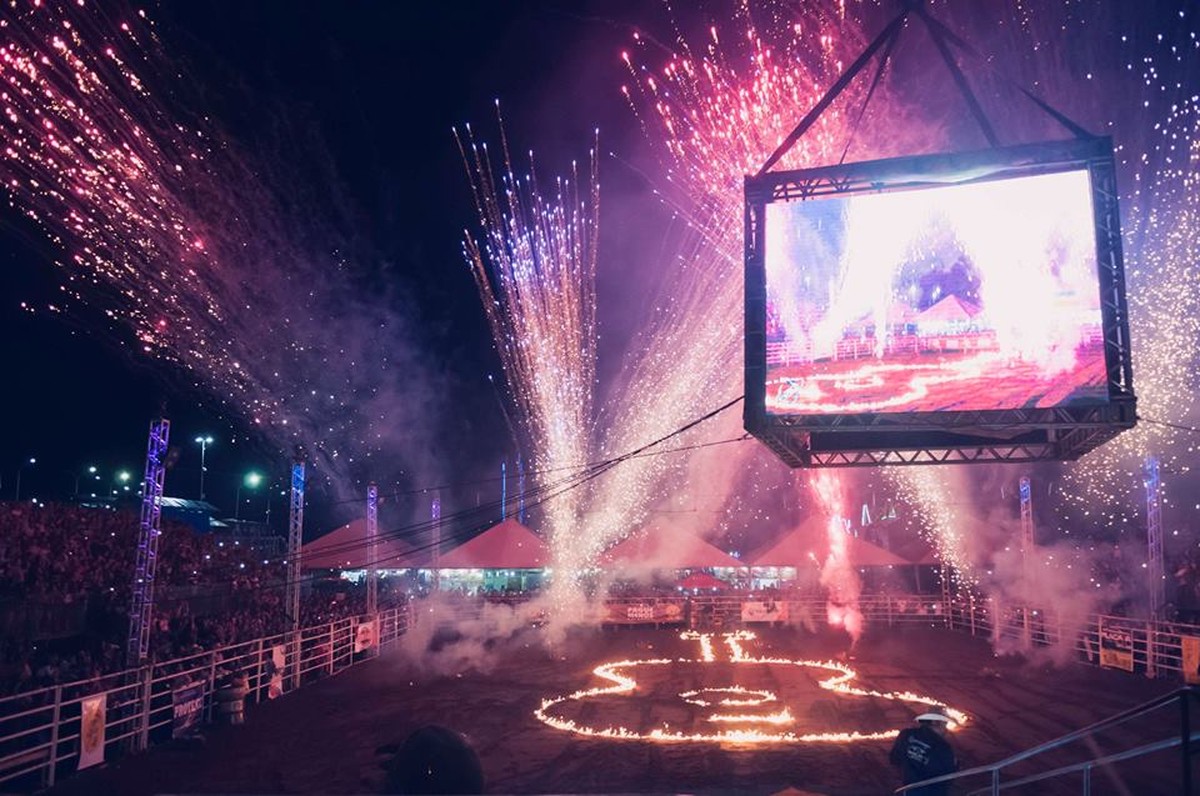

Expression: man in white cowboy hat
xmin=888 ymin=710 xmax=958 ymax=795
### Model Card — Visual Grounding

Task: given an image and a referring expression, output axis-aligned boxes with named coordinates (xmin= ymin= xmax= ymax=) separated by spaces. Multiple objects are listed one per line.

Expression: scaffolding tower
xmin=1019 ymin=476 xmax=1034 ymax=647
xmin=1145 ymin=456 xmax=1164 ymax=621
xmin=501 ymin=461 xmax=507 ymax=520
xmin=517 ymin=455 xmax=526 ymax=524
xmin=287 ymin=458 xmax=306 ymax=631
xmin=126 ymin=418 xmax=170 ymax=666
xmin=432 ymin=495 xmax=441 ymax=590
xmin=366 ymin=482 xmax=378 ymax=615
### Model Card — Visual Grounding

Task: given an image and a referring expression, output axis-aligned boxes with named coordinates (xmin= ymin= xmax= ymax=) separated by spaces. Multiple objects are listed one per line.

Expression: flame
xmin=534 ymin=631 xmax=967 ymax=744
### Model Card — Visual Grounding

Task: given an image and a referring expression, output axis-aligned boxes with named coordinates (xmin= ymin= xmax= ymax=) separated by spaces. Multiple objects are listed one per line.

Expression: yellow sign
xmin=1181 ymin=636 xmax=1200 ymax=684
xmin=1098 ymin=618 xmax=1135 ymax=672
xmin=78 ymin=694 xmax=106 ymax=770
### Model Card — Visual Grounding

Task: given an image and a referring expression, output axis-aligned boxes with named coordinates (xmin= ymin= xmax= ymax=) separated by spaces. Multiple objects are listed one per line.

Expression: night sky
xmin=0 ymin=0 xmax=1195 ymax=551
xmin=0 ymin=0 xmax=661 ymax=530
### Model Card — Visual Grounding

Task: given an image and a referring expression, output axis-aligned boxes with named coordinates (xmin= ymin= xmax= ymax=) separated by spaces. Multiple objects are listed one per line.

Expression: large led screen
xmin=763 ymin=168 xmax=1108 ymax=416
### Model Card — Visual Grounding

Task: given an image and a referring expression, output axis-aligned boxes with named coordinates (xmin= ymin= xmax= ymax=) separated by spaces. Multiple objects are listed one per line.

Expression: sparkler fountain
xmin=811 ymin=471 xmax=864 ymax=643
xmin=458 ymin=118 xmax=600 ymax=624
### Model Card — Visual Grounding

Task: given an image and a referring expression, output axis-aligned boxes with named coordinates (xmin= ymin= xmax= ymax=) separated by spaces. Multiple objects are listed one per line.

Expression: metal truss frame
xmin=127 ymin=418 xmax=170 ymax=666
xmin=287 ymin=459 xmax=305 ymax=631
xmin=745 ymin=138 xmax=1137 ymax=469
xmin=366 ymin=482 xmax=378 ymax=616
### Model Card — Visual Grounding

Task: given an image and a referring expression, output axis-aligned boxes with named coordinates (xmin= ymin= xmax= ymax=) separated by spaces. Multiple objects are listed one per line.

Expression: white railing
xmin=685 ymin=593 xmax=1196 ymax=680
xmin=3 ymin=592 xmax=1193 ymax=792
xmin=0 ymin=604 xmax=411 ymax=790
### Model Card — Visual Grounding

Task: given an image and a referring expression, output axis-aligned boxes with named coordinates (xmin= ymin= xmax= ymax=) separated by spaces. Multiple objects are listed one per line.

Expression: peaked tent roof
xmin=438 ymin=519 xmax=547 ymax=569
xmin=679 ymin=572 xmax=730 ymax=590
xmin=602 ymin=526 xmax=745 ymax=571
xmin=916 ymin=294 xmax=981 ymax=324
xmin=302 ymin=518 xmax=428 ymax=570
xmin=751 ymin=517 xmax=909 ymax=568
xmin=891 ymin=537 xmax=941 ymax=566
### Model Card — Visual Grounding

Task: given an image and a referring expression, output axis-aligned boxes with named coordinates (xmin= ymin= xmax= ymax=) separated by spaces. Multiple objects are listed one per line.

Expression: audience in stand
xmin=0 ymin=503 xmax=404 ymax=696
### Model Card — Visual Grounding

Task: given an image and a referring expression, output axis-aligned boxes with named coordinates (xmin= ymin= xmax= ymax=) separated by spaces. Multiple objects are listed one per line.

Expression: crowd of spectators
xmin=0 ymin=502 xmax=399 ymax=697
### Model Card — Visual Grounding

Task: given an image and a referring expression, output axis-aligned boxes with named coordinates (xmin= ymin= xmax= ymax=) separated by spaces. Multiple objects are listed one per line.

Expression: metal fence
xmin=684 ymin=593 xmax=1197 ymax=680
xmin=0 ymin=604 xmax=411 ymax=790
xmin=3 ymin=592 xmax=1194 ymax=791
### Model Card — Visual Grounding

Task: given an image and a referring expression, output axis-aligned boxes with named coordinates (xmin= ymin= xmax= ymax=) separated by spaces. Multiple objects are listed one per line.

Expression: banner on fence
xmin=354 ymin=620 xmax=378 ymax=653
xmin=1098 ymin=618 xmax=1135 ymax=672
xmin=78 ymin=693 xmax=106 ymax=770
xmin=268 ymin=644 xmax=286 ymax=699
xmin=656 ymin=601 xmax=684 ymax=623
xmin=604 ymin=601 xmax=686 ymax=624
xmin=171 ymin=681 xmax=205 ymax=739
xmin=1182 ymin=636 xmax=1200 ymax=684
xmin=626 ymin=603 xmax=655 ymax=622
xmin=742 ymin=600 xmax=788 ymax=623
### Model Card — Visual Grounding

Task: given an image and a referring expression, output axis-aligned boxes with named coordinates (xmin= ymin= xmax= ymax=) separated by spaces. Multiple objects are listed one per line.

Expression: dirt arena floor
xmin=45 ymin=624 xmax=1189 ymax=795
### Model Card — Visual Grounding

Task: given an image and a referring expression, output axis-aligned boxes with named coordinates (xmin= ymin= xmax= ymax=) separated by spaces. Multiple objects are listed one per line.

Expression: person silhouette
xmin=889 ymin=711 xmax=958 ymax=795
xmin=382 ymin=725 xmax=484 ymax=795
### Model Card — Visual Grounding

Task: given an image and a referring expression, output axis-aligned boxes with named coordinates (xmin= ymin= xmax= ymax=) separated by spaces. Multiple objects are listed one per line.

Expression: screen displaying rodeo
xmin=763 ymin=168 xmax=1109 ymax=417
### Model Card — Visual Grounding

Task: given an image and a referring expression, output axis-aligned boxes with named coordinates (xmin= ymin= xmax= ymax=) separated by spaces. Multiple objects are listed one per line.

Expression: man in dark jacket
xmin=889 ymin=711 xmax=958 ymax=795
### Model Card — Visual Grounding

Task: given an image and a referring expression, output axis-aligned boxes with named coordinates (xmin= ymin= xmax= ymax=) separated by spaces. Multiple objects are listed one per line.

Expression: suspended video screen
xmin=762 ymin=168 xmax=1108 ymax=417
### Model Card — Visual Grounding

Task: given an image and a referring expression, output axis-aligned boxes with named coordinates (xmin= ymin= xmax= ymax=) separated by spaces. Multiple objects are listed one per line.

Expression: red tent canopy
xmin=438 ymin=519 xmax=547 ymax=569
xmin=302 ymin=518 xmax=427 ymax=570
xmin=892 ymin=538 xmax=941 ymax=566
xmin=602 ymin=526 xmax=744 ymax=571
xmin=751 ymin=516 xmax=909 ymax=568
xmin=678 ymin=572 xmax=729 ymax=590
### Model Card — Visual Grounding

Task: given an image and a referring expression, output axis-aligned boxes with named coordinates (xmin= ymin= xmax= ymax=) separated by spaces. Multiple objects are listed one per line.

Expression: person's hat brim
xmin=915 ymin=712 xmax=951 ymax=723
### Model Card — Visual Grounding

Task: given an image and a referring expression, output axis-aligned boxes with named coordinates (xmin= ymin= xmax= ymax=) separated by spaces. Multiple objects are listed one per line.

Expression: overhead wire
xmin=147 ymin=395 xmax=746 ymax=606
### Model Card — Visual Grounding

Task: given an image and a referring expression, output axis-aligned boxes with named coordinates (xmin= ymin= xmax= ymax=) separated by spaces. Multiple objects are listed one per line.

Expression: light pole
xmin=264 ymin=487 xmax=284 ymax=531
xmin=14 ymin=458 xmax=36 ymax=501
xmin=194 ymin=436 xmax=214 ymax=500
xmin=72 ymin=465 xmax=98 ymax=500
xmin=116 ymin=470 xmax=132 ymax=498
xmin=235 ymin=471 xmax=262 ymax=522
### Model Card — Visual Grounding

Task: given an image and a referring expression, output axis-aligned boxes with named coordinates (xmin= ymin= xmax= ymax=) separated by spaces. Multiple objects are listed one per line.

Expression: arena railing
xmin=0 ymin=603 xmax=411 ymax=791
xmin=3 ymin=591 xmax=1193 ymax=791
xmin=684 ymin=593 xmax=1195 ymax=680
xmin=896 ymin=686 xmax=1200 ymax=795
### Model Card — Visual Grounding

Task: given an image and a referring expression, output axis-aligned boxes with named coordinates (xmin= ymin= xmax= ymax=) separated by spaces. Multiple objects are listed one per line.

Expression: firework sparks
xmin=457 ymin=115 xmax=600 ymax=621
xmin=0 ymin=1 xmax=434 ymax=486
xmin=811 ymin=471 xmax=864 ymax=642
xmin=617 ymin=0 xmax=1199 ymax=588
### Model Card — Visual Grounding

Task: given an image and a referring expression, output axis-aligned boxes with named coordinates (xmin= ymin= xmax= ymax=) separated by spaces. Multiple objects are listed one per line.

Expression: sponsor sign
xmin=354 ymin=620 xmax=378 ymax=653
xmin=656 ymin=601 xmax=684 ymax=622
xmin=78 ymin=694 xmax=106 ymax=770
xmin=1182 ymin=636 xmax=1200 ymax=685
xmin=1098 ymin=618 xmax=1135 ymax=672
xmin=626 ymin=603 xmax=655 ymax=622
xmin=171 ymin=682 xmax=205 ymax=739
xmin=268 ymin=644 xmax=286 ymax=699
xmin=742 ymin=600 xmax=788 ymax=623
xmin=603 ymin=601 xmax=686 ymax=624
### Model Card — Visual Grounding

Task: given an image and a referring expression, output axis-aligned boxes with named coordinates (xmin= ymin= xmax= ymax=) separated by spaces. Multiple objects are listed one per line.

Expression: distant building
xmin=160 ymin=496 xmax=219 ymax=533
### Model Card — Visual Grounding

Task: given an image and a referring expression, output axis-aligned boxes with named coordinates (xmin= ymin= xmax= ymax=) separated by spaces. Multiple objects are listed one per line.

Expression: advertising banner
xmin=742 ymin=600 xmax=788 ymax=623
xmin=78 ymin=693 xmax=106 ymax=770
xmin=604 ymin=602 xmax=653 ymax=624
xmin=655 ymin=601 xmax=684 ymax=623
xmin=625 ymin=603 xmax=655 ymax=622
xmin=354 ymin=620 xmax=378 ymax=653
xmin=267 ymin=644 xmax=286 ymax=699
xmin=171 ymin=682 xmax=205 ymax=739
xmin=1182 ymin=636 xmax=1200 ymax=685
xmin=1098 ymin=618 xmax=1135 ymax=672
